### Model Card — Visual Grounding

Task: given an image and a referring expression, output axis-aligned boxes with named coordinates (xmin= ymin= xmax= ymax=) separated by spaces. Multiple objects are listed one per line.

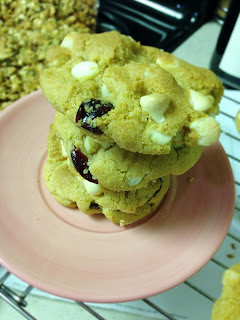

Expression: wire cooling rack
xmin=0 ymin=90 xmax=240 ymax=320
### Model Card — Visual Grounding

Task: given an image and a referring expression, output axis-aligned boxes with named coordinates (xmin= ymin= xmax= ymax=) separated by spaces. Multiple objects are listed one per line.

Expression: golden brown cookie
xmin=44 ymin=158 xmax=170 ymax=226
xmin=47 ymin=111 xmax=203 ymax=191
xmin=212 ymin=263 xmax=240 ymax=320
xmin=40 ymin=31 xmax=223 ymax=155
xmin=236 ymin=110 xmax=240 ymax=133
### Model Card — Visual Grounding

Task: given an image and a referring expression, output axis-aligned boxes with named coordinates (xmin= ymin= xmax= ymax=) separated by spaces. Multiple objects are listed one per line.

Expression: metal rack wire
xmin=0 ymin=92 xmax=240 ymax=320
xmin=0 ymin=262 xmax=229 ymax=320
xmin=0 ymin=270 xmax=220 ymax=320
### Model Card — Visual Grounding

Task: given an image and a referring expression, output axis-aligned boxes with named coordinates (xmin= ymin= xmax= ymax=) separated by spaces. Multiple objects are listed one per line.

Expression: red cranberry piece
xmin=90 ymin=202 xmax=100 ymax=210
xmin=75 ymin=98 xmax=113 ymax=134
xmin=71 ymin=147 xmax=98 ymax=184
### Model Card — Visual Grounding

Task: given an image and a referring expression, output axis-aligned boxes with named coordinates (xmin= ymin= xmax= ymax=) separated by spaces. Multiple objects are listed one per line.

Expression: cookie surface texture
xmin=40 ymin=31 xmax=223 ymax=155
xmin=44 ymin=158 xmax=170 ymax=226
xmin=49 ymin=111 xmax=203 ymax=191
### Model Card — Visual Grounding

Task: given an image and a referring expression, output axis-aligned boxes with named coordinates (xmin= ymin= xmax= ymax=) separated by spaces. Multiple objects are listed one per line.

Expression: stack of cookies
xmin=40 ymin=31 xmax=223 ymax=226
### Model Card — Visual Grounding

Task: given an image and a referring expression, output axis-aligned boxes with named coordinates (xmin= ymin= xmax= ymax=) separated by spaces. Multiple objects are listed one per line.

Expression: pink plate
xmin=0 ymin=90 xmax=235 ymax=303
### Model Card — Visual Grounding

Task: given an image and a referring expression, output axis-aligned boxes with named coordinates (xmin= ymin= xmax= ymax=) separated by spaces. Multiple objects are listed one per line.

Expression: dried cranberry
xmin=75 ymin=98 xmax=113 ymax=134
xmin=90 ymin=202 xmax=100 ymax=210
xmin=71 ymin=147 xmax=98 ymax=184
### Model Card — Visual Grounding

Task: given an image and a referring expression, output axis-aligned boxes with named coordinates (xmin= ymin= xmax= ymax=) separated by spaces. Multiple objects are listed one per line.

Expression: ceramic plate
xmin=0 ymin=90 xmax=235 ymax=303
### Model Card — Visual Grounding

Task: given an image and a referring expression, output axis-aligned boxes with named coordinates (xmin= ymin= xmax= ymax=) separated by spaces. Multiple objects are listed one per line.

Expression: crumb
xmin=231 ymin=243 xmax=236 ymax=250
xmin=188 ymin=177 xmax=196 ymax=183
xmin=34 ymin=217 xmax=40 ymax=221
xmin=227 ymin=254 xmax=234 ymax=259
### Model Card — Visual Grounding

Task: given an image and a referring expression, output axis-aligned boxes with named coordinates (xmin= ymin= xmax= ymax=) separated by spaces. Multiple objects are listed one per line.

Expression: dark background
xmin=97 ymin=0 xmax=219 ymax=52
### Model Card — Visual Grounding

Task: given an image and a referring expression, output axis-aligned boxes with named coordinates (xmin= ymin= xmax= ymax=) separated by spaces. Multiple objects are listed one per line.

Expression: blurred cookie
xmin=212 ymin=263 xmax=240 ymax=320
xmin=236 ymin=110 xmax=240 ymax=133
xmin=40 ymin=31 xmax=223 ymax=155
xmin=48 ymin=111 xmax=203 ymax=191
xmin=0 ymin=0 xmax=98 ymax=110
xmin=44 ymin=158 xmax=169 ymax=225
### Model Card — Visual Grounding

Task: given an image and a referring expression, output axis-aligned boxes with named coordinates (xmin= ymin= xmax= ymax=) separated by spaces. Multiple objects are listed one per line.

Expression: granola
xmin=0 ymin=0 xmax=98 ymax=110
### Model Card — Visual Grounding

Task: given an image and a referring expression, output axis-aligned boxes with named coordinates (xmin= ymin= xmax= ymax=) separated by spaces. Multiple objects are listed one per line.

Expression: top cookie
xmin=40 ymin=31 xmax=223 ymax=155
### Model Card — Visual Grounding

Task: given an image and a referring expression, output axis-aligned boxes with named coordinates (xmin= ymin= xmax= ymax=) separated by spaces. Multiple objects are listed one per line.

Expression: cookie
xmin=44 ymin=158 xmax=100 ymax=214
xmin=40 ymin=31 xmax=223 ymax=155
xmin=236 ymin=110 xmax=240 ymax=133
xmin=44 ymin=148 xmax=169 ymax=213
xmin=0 ymin=0 xmax=98 ymax=110
xmin=212 ymin=263 xmax=240 ymax=320
xmin=44 ymin=158 xmax=169 ymax=226
xmin=101 ymin=203 xmax=160 ymax=227
xmin=48 ymin=111 xmax=203 ymax=191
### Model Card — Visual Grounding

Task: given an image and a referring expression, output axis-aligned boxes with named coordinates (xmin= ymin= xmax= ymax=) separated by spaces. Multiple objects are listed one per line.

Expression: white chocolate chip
xmin=140 ymin=93 xmax=170 ymax=123
xmin=71 ymin=61 xmax=99 ymax=79
xmin=60 ymin=140 xmax=68 ymax=157
xmin=189 ymin=117 xmax=221 ymax=146
xmin=150 ymin=130 xmax=172 ymax=145
xmin=61 ymin=34 xmax=74 ymax=50
xmin=84 ymin=136 xmax=100 ymax=154
xmin=101 ymin=84 xmax=110 ymax=97
xmin=189 ymin=89 xmax=214 ymax=112
xmin=127 ymin=176 xmax=143 ymax=186
xmin=83 ymin=180 xmax=102 ymax=195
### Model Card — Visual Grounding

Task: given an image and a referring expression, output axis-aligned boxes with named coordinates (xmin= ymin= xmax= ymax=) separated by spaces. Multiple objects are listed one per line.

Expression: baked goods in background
xmin=212 ymin=263 xmax=240 ymax=320
xmin=0 ymin=0 xmax=98 ymax=110
xmin=236 ymin=110 xmax=240 ymax=133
